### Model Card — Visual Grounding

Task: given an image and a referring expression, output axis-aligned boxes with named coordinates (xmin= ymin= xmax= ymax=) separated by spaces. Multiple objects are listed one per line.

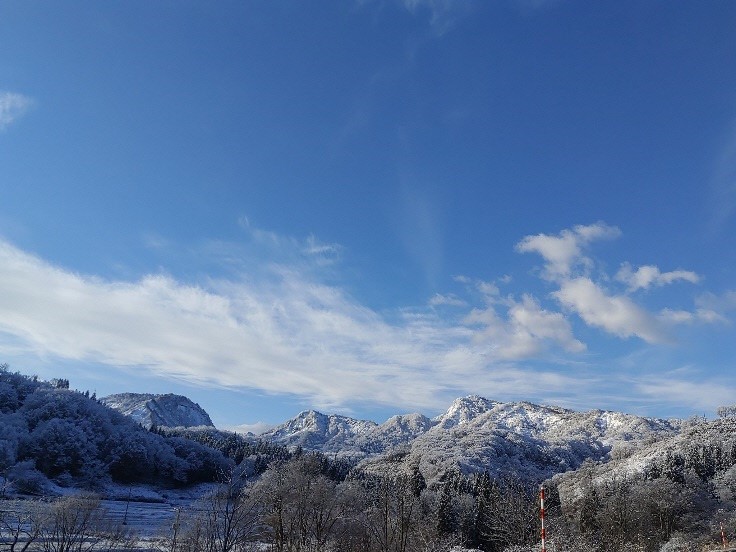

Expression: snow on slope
xmin=397 ymin=396 xmax=681 ymax=483
xmin=101 ymin=393 xmax=214 ymax=429
xmin=262 ymin=395 xmax=680 ymax=483
xmin=553 ymin=415 xmax=736 ymax=504
xmin=260 ymin=410 xmax=441 ymax=458
xmin=102 ymin=388 xmax=681 ymax=484
xmin=259 ymin=410 xmax=379 ymax=454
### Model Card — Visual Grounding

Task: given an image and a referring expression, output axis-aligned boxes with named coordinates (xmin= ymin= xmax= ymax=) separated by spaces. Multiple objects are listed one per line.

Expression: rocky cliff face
xmin=101 ymin=392 xmax=214 ymax=429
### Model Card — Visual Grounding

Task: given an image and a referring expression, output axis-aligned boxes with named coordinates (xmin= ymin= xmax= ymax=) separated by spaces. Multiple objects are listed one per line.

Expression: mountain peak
xmin=436 ymin=395 xmax=498 ymax=428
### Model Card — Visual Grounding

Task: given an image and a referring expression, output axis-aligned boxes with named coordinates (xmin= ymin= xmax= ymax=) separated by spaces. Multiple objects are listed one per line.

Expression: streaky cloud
xmin=0 ymin=237 xmax=584 ymax=413
xmin=616 ymin=263 xmax=700 ymax=292
xmin=0 ymin=91 xmax=33 ymax=130
xmin=0 ymin=221 xmax=726 ymax=415
xmin=401 ymin=0 xmax=477 ymax=36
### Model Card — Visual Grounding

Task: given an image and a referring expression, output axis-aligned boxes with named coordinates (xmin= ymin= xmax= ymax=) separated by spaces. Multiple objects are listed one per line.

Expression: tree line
xmin=150 ymin=453 xmax=542 ymax=552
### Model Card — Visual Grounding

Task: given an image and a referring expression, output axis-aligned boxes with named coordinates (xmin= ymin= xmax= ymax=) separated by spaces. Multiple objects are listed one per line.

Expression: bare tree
xmin=158 ymin=470 xmax=262 ymax=552
xmin=197 ymin=471 xmax=263 ymax=552
xmin=41 ymin=494 xmax=102 ymax=552
xmin=717 ymin=405 xmax=736 ymax=418
xmin=0 ymin=499 xmax=44 ymax=552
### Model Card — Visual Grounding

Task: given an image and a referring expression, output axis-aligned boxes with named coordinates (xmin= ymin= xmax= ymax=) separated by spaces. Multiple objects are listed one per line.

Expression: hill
xmin=100 ymin=392 xmax=214 ymax=429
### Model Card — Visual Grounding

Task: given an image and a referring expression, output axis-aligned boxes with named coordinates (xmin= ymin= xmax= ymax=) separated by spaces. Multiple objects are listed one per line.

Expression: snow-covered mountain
xmin=259 ymin=410 xmax=436 ymax=456
xmin=101 ymin=392 xmax=214 ymax=429
xmin=261 ymin=395 xmax=681 ymax=483
xmin=398 ymin=396 xmax=680 ymax=482
xmin=259 ymin=410 xmax=378 ymax=453
xmin=102 ymin=389 xmax=682 ymax=483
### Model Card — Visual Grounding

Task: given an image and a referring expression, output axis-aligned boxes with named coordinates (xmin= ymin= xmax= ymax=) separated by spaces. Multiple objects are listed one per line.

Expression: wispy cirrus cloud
xmin=709 ymin=120 xmax=736 ymax=232
xmin=0 ymin=221 xmax=729 ymax=416
xmin=635 ymin=373 xmax=734 ymax=414
xmin=429 ymin=293 xmax=467 ymax=307
xmin=0 ymin=234 xmax=587 ymax=413
xmin=0 ymin=92 xmax=33 ymax=130
xmin=401 ymin=0 xmax=477 ymax=35
xmin=465 ymin=293 xmax=585 ymax=360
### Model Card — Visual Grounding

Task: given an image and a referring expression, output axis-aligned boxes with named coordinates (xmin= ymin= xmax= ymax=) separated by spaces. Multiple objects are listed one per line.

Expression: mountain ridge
xmin=102 ymin=389 xmax=684 ymax=483
xmin=258 ymin=394 xmax=681 ymax=482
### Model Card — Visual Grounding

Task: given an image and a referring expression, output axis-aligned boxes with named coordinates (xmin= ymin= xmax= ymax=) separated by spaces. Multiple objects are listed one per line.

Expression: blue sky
xmin=1 ymin=1 xmax=736 ymax=431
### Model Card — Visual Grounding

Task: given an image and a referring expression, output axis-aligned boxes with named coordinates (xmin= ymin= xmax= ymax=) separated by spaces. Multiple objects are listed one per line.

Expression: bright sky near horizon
xmin=2 ymin=1 xmax=736 ymax=431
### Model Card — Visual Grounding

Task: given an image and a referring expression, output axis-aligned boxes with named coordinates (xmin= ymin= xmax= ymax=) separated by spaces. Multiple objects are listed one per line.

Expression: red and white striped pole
xmin=540 ymin=486 xmax=547 ymax=552
xmin=721 ymin=521 xmax=728 ymax=549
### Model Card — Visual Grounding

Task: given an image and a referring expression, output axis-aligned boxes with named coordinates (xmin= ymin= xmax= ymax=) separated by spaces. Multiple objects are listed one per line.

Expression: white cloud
xmin=658 ymin=309 xmax=695 ymax=324
xmin=635 ymin=375 xmax=735 ymax=414
xmin=303 ymin=234 xmax=342 ymax=259
xmin=0 ymin=221 xmax=726 ymax=415
xmin=429 ymin=293 xmax=467 ymax=307
xmin=696 ymin=290 xmax=736 ymax=313
xmin=658 ymin=307 xmax=726 ymax=325
xmin=509 ymin=295 xmax=586 ymax=353
xmin=517 ymin=223 xmax=717 ymax=343
xmin=0 ymin=92 xmax=33 ymax=130
xmin=516 ymin=222 xmax=620 ymax=280
xmin=476 ymin=280 xmax=500 ymax=298
xmin=553 ymin=277 xmax=669 ymax=344
xmin=0 ymin=238 xmax=585 ymax=413
xmin=465 ymin=294 xmax=584 ymax=360
xmin=615 ymin=263 xmax=700 ymax=292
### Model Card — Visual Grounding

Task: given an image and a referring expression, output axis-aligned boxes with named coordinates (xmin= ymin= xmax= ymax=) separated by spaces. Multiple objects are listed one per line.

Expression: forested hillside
xmin=545 ymin=416 xmax=736 ymax=551
xmin=0 ymin=364 xmax=231 ymax=491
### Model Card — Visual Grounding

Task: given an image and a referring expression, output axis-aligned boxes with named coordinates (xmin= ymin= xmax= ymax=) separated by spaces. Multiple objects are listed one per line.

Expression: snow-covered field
xmin=100 ymin=499 xmax=177 ymax=537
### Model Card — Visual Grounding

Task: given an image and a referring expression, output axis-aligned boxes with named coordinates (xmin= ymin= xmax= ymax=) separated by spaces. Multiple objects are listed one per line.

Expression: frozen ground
xmin=101 ymin=499 xmax=177 ymax=537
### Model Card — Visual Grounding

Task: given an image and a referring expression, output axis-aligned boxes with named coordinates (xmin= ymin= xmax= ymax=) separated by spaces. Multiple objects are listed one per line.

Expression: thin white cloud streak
xmin=615 ymin=263 xmax=700 ymax=292
xmin=221 ymin=421 xmax=276 ymax=435
xmin=709 ymin=121 xmax=736 ymax=232
xmin=400 ymin=0 xmax=476 ymax=36
xmin=696 ymin=290 xmax=736 ymax=315
xmin=396 ymin=186 xmax=444 ymax=288
xmin=0 ymin=239 xmax=584 ymax=413
xmin=429 ymin=293 xmax=467 ymax=307
xmin=0 ymin=92 xmax=32 ymax=130
xmin=635 ymin=377 xmax=734 ymax=414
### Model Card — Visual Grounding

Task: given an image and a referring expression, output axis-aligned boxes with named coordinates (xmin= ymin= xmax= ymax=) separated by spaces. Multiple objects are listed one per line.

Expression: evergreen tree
xmin=437 ymin=483 xmax=455 ymax=535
